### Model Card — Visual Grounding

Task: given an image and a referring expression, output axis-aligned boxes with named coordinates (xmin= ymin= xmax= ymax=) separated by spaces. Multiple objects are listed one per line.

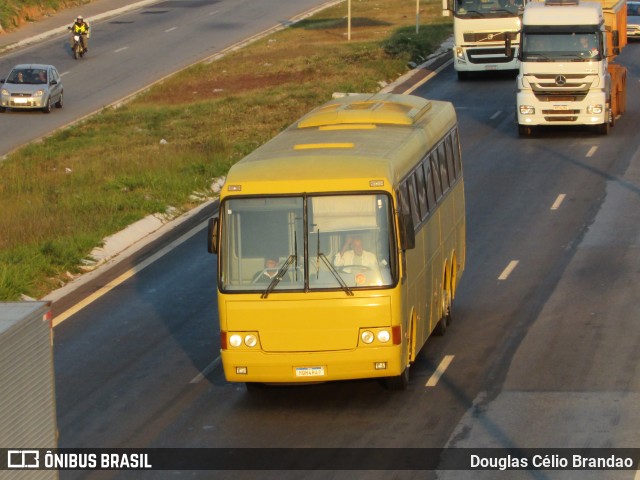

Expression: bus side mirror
xmin=505 ymin=37 xmax=512 ymax=58
xmin=400 ymin=214 xmax=416 ymax=250
xmin=207 ymin=217 xmax=219 ymax=254
xmin=612 ymin=30 xmax=620 ymax=54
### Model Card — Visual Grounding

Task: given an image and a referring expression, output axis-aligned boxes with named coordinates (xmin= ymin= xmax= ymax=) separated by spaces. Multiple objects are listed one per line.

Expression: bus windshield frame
xmin=218 ymin=192 xmax=398 ymax=294
xmin=454 ymin=0 xmax=523 ymax=19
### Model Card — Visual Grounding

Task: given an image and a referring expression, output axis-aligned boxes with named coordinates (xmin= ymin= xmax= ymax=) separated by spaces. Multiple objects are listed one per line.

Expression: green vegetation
xmin=0 ymin=0 xmax=89 ymax=33
xmin=0 ymin=0 xmax=452 ymax=300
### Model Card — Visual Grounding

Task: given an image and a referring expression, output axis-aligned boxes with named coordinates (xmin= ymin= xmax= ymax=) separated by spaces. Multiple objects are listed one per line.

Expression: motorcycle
xmin=68 ymin=27 xmax=87 ymax=59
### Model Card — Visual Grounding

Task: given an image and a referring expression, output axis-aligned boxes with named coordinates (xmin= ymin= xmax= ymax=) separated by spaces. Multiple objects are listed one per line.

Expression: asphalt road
xmin=0 ymin=0 xmax=336 ymax=157
xmin=47 ymin=40 xmax=640 ymax=480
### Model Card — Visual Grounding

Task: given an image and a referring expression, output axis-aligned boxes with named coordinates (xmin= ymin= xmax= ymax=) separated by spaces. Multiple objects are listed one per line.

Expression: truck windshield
xmin=219 ymin=194 xmax=397 ymax=293
xmin=455 ymin=0 xmax=523 ymax=18
xmin=521 ymin=32 xmax=602 ymax=61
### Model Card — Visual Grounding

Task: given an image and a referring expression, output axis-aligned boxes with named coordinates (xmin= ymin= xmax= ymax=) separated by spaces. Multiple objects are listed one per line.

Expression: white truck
xmin=516 ymin=0 xmax=627 ymax=136
xmin=0 ymin=301 xmax=58 ymax=479
xmin=443 ymin=0 xmax=526 ymax=79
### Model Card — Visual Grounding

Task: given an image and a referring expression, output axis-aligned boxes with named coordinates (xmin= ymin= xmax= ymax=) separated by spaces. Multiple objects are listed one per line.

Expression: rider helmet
xmin=76 ymin=15 xmax=83 ymax=22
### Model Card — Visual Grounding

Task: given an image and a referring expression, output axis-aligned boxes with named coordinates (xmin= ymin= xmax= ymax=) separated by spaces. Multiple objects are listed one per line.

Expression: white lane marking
xmin=403 ymin=58 xmax=453 ymax=95
xmin=551 ymin=194 xmax=566 ymax=210
xmin=53 ymin=221 xmax=208 ymax=327
xmin=586 ymin=146 xmax=598 ymax=157
xmin=165 ymin=27 xmax=177 ymax=33
xmin=209 ymin=10 xmax=220 ymax=15
xmin=190 ymin=356 xmax=221 ymax=384
xmin=425 ymin=355 xmax=454 ymax=387
xmin=114 ymin=46 xmax=129 ymax=53
xmin=60 ymin=71 xmax=70 ymax=77
xmin=490 ymin=110 xmax=502 ymax=120
xmin=498 ymin=260 xmax=519 ymax=280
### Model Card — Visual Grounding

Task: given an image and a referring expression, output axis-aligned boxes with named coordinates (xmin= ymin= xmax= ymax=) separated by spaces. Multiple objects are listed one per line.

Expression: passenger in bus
xmin=252 ymin=257 xmax=279 ymax=283
xmin=334 ymin=236 xmax=378 ymax=269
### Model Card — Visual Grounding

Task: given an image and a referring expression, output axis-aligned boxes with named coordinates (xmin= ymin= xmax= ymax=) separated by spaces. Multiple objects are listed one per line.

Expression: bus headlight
xmin=361 ymin=330 xmax=375 ymax=344
xmin=519 ymin=105 xmax=535 ymax=115
xmin=377 ymin=330 xmax=391 ymax=343
xmin=455 ymin=47 xmax=465 ymax=60
xmin=229 ymin=334 xmax=242 ymax=347
xmin=587 ymin=105 xmax=603 ymax=114
xmin=244 ymin=334 xmax=258 ymax=347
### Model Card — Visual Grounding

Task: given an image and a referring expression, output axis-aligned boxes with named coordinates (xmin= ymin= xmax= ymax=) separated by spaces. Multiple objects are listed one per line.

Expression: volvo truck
xmin=443 ymin=0 xmax=526 ymax=79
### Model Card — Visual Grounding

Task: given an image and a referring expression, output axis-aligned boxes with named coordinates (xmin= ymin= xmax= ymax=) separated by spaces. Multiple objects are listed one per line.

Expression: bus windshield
xmin=455 ymin=0 xmax=523 ymax=18
xmin=219 ymin=193 xmax=396 ymax=293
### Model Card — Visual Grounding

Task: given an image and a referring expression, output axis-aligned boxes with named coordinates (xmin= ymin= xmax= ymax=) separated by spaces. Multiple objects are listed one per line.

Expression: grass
xmin=0 ymin=0 xmax=90 ymax=32
xmin=0 ymin=0 xmax=452 ymax=300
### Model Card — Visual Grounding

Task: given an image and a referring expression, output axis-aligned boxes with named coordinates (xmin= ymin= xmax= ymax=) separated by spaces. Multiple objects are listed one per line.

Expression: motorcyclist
xmin=68 ymin=15 xmax=90 ymax=53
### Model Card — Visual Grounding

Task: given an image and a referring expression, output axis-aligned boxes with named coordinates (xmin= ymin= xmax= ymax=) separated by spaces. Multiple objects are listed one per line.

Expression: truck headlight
xmin=455 ymin=47 xmax=465 ymax=60
xmin=519 ymin=105 xmax=535 ymax=115
xmin=587 ymin=105 xmax=603 ymax=114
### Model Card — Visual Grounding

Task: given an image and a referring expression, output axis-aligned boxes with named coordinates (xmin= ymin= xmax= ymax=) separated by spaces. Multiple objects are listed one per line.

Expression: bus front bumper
xmin=221 ymin=346 xmax=404 ymax=384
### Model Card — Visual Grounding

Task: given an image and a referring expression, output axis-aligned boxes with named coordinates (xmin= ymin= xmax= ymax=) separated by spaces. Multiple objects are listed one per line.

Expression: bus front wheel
xmin=383 ymin=367 xmax=409 ymax=390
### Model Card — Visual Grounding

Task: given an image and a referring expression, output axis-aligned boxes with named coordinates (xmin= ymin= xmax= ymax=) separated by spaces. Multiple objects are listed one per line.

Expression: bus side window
xmin=452 ymin=129 xmax=462 ymax=174
xmin=438 ymin=142 xmax=450 ymax=191
xmin=424 ymin=158 xmax=437 ymax=209
xmin=415 ymin=163 xmax=429 ymax=219
xmin=445 ymin=135 xmax=457 ymax=182
xmin=430 ymin=153 xmax=443 ymax=200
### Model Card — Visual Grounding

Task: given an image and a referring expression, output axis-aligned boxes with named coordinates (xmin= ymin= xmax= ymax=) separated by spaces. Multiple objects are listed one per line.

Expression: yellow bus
xmin=207 ymin=92 xmax=465 ymax=389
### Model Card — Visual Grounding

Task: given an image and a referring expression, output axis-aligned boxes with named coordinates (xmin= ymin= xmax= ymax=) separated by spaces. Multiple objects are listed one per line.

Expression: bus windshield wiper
xmin=318 ymin=253 xmax=353 ymax=296
xmin=261 ymin=254 xmax=296 ymax=299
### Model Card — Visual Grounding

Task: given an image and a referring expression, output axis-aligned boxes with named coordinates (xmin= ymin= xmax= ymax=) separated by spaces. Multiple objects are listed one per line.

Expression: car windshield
xmin=219 ymin=194 xmax=397 ymax=293
xmin=7 ymin=69 xmax=47 ymax=85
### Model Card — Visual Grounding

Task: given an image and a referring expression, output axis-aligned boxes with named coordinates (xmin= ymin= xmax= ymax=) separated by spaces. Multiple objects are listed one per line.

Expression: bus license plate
xmin=295 ymin=366 xmax=325 ymax=377
xmin=484 ymin=65 xmax=497 ymax=70
xmin=554 ymin=105 xmax=569 ymax=110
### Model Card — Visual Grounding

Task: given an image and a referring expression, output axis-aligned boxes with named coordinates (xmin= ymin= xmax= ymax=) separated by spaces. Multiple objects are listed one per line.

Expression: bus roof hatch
xmin=297 ymin=97 xmax=432 ymax=128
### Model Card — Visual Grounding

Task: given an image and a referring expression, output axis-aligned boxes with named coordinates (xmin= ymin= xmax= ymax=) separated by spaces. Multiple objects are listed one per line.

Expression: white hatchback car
xmin=0 ymin=64 xmax=64 ymax=113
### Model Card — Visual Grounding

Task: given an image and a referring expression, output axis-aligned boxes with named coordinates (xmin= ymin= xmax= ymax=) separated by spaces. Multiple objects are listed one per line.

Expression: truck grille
xmin=463 ymin=31 xmax=518 ymax=42
xmin=467 ymin=47 xmax=516 ymax=64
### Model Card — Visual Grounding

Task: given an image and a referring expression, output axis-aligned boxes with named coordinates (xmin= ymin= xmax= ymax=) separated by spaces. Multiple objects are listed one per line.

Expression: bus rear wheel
xmin=434 ymin=289 xmax=452 ymax=336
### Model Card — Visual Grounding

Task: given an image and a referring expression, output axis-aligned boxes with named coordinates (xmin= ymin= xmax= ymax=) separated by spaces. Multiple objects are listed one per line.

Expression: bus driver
xmin=334 ymin=235 xmax=378 ymax=269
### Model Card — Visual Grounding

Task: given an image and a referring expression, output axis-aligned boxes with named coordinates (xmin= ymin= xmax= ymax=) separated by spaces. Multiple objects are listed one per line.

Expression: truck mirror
xmin=399 ymin=213 xmax=416 ymax=250
xmin=207 ymin=217 xmax=219 ymax=254
xmin=442 ymin=0 xmax=453 ymax=15
xmin=612 ymin=30 xmax=619 ymax=48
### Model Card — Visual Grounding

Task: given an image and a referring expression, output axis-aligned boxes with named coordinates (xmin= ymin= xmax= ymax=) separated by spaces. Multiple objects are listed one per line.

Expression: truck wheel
xmin=518 ymin=124 xmax=532 ymax=137
xmin=595 ymin=122 xmax=609 ymax=135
